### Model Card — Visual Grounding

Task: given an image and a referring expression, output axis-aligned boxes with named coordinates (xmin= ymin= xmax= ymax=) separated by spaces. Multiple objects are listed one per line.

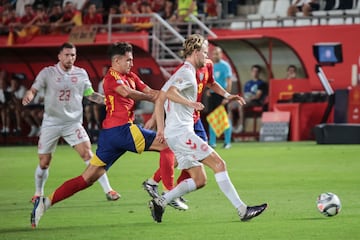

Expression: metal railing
xmin=107 ymin=13 xmax=217 ymax=77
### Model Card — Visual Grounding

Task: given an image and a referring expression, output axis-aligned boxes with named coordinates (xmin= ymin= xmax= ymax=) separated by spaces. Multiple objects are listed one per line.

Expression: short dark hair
xmin=59 ymin=42 xmax=75 ymax=53
xmin=251 ymin=64 xmax=261 ymax=72
xmin=287 ymin=64 xmax=297 ymax=70
xmin=107 ymin=42 xmax=133 ymax=59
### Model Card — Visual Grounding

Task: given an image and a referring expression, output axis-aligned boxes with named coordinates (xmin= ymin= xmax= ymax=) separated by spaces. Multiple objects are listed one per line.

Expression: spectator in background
xmin=82 ymin=3 xmax=103 ymax=25
xmin=49 ymin=3 xmax=63 ymax=23
xmin=32 ymin=0 xmax=48 ymax=10
xmin=20 ymin=4 xmax=35 ymax=25
xmin=104 ymin=4 xmax=120 ymax=24
xmin=48 ymin=3 xmax=63 ymax=34
xmin=204 ymin=0 xmax=219 ymax=18
xmin=133 ymin=1 xmax=153 ymax=31
xmin=59 ymin=1 xmax=82 ymax=33
xmin=152 ymin=0 xmax=166 ymax=12
xmin=243 ymin=65 xmax=268 ymax=107
xmin=118 ymin=1 xmax=133 ymax=24
xmin=177 ymin=0 xmax=198 ymax=22
xmin=16 ymin=0 xmax=35 ymax=17
xmin=23 ymin=5 xmax=49 ymax=34
xmin=3 ymin=7 xmax=21 ymax=31
xmin=235 ymin=65 xmax=268 ymax=133
xmin=62 ymin=0 xmax=88 ymax=11
xmin=6 ymin=73 xmax=27 ymax=135
xmin=0 ymin=69 xmax=11 ymax=135
xmin=208 ymin=46 xmax=233 ymax=149
xmin=22 ymin=88 xmax=44 ymax=137
xmin=286 ymin=65 xmax=297 ymax=79
xmin=287 ymin=0 xmax=320 ymax=17
xmin=161 ymin=0 xmax=177 ymax=22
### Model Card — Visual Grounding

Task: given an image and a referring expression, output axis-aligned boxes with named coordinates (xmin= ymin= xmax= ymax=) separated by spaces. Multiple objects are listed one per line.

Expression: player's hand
xmin=227 ymin=94 xmax=246 ymax=105
xmin=190 ymin=101 xmax=204 ymax=111
xmin=144 ymin=116 xmax=156 ymax=130
xmin=156 ymin=130 xmax=165 ymax=144
xmin=22 ymin=90 xmax=34 ymax=106
xmin=221 ymin=98 xmax=229 ymax=105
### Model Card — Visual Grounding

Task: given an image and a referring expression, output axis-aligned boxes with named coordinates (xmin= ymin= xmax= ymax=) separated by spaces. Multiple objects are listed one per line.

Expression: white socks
xmin=162 ymin=178 xmax=196 ymax=205
xmin=34 ymin=165 xmax=49 ymax=196
xmin=147 ymin=178 xmax=159 ymax=185
xmin=85 ymin=160 xmax=112 ymax=193
xmin=215 ymin=171 xmax=247 ymax=215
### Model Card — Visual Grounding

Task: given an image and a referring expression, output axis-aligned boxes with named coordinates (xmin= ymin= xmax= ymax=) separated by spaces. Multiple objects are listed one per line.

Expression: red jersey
xmin=193 ymin=59 xmax=215 ymax=122
xmin=20 ymin=13 xmax=35 ymax=24
xmin=102 ymin=68 xmax=148 ymax=129
xmin=83 ymin=13 xmax=103 ymax=25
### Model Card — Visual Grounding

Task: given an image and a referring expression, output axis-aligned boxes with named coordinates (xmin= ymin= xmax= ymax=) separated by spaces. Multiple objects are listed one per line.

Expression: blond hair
xmin=182 ymin=34 xmax=205 ymax=58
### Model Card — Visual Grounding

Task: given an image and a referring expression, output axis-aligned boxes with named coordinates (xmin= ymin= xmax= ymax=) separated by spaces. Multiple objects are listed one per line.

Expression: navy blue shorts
xmin=194 ymin=119 xmax=208 ymax=142
xmin=93 ymin=123 xmax=156 ymax=170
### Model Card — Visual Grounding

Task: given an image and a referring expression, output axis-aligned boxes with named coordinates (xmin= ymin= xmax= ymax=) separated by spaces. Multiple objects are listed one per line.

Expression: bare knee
xmin=193 ymin=174 xmax=207 ymax=189
xmin=75 ymin=142 xmax=93 ymax=161
xmin=80 ymin=149 xmax=93 ymax=161
xmin=39 ymin=154 xmax=51 ymax=169
xmin=82 ymin=165 xmax=106 ymax=185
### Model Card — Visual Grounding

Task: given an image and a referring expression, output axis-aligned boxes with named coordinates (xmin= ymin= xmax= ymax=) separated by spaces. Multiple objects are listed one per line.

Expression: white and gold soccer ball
xmin=316 ymin=192 xmax=341 ymax=217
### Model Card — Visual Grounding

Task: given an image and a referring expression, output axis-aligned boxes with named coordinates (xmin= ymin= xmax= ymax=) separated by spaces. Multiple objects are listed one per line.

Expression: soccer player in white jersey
xmin=148 ymin=34 xmax=268 ymax=223
xmin=22 ymin=42 xmax=120 ymax=202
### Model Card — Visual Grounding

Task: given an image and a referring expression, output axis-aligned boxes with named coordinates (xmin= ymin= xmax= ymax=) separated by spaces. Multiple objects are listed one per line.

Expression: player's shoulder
xmin=72 ymin=65 xmax=88 ymax=75
xmin=128 ymin=71 xmax=141 ymax=79
xmin=41 ymin=65 xmax=56 ymax=72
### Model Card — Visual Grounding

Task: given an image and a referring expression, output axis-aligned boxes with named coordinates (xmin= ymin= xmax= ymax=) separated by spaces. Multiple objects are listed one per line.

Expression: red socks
xmin=159 ymin=147 xmax=175 ymax=191
xmin=50 ymin=175 xmax=90 ymax=205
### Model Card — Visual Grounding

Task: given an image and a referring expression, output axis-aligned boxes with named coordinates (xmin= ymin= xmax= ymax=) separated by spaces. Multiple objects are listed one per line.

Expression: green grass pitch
xmin=0 ymin=141 xmax=359 ymax=240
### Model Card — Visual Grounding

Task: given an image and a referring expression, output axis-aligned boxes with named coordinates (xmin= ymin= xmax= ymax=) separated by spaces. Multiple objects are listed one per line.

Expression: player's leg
xmin=32 ymin=153 xmax=51 ymax=202
xmin=143 ymin=167 xmax=161 ymax=198
xmin=174 ymin=119 xmax=207 ymax=191
xmin=143 ymin=147 xmax=174 ymax=197
xmin=31 ymin=164 xmax=105 ymax=228
xmin=149 ymin=132 xmax=211 ymax=222
xmin=69 ymin=124 xmax=120 ymax=201
xmin=149 ymin=165 xmax=203 ymax=222
xmin=32 ymin=125 xmax=61 ymax=203
xmin=202 ymin=151 xmax=267 ymax=221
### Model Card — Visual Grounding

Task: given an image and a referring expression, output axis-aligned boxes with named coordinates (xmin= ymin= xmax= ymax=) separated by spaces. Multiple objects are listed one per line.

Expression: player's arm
xmin=86 ymin=91 xmax=105 ymax=104
xmin=84 ymin=87 xmax=105 ymax=104
xmin=154 ymin=90 xmax=167 ymax=142
xmin=166 ymin=86 xmax=204 ymax=111
xmin=115 ymin=84 xmax=157 ymax=102
xmin=22 ymin=87 xmax=38 ymax=106
xmin=207 ymin=82 xmax=246 ymax=105
xmin=142 ymin=86 xmax=159 ymax=101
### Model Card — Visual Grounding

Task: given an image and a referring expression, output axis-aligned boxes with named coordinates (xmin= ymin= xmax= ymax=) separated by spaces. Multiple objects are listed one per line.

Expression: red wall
xmin=0 ymin=32 xmax=165 ymax=89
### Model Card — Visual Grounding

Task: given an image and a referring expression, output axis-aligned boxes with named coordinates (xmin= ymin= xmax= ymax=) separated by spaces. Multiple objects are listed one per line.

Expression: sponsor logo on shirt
xmin=175 ymin=78 xmax=183 ymax=84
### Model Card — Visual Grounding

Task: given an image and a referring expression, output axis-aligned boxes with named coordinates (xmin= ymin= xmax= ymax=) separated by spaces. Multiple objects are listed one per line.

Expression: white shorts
xmin=38 ymin=123 xmax=90 ymax=154
xmin=166 ymin=131 xmax=213 ymax=170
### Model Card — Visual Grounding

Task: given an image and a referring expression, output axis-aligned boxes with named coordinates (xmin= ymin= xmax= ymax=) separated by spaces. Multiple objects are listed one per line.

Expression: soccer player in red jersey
xmin=30 ymin=42 xmax=169 ymax=228
xmin=142 ymin=56 xmax=243 ymax=209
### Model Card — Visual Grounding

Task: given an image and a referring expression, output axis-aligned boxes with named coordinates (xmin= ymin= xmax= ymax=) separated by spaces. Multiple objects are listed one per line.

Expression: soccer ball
xmin=316 ymin=192 xmax=341 ymax=217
